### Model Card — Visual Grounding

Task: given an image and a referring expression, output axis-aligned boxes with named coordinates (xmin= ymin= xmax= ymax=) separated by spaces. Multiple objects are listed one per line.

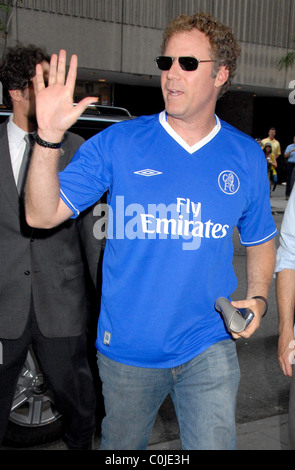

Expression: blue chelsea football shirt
xmin=59 ymin=112 xmax=277 ymax=368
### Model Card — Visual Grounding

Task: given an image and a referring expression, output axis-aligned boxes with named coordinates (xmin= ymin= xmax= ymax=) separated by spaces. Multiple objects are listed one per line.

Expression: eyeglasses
xmin=155 ymin=56 xmax=216 ymax=72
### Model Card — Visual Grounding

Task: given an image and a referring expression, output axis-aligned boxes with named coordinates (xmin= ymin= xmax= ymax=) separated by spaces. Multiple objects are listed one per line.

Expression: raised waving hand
xmin=26 ymin=50 xmax=96 ymax=229
xmin=35 ymin=49 xmax=97 ymax=143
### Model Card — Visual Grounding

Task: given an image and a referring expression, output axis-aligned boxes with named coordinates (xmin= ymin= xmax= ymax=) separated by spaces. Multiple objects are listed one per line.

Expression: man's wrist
xmin=37 ymin=129 xmax=65 ymax=145
xmin=279 ymin=322 xmax=295 ymax=337
xmin=35 ymin=134 xmax=62 ymax=149
xmin=251 ymin=296 xmax=268 ymax=317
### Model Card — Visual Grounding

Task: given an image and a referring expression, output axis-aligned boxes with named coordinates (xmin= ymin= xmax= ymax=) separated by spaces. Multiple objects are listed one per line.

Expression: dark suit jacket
xmin=0 ymin=120 xmax=104 ymax=339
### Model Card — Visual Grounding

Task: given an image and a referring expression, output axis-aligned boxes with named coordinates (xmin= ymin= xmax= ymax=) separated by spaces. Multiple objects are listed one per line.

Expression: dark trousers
xmin=0 ymin=304 xmax=96 ymax=448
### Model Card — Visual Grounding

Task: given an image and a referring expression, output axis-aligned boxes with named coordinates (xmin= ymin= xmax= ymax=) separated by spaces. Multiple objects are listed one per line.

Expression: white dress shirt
xmin=7 ymin=114 xmax=29 ymax=184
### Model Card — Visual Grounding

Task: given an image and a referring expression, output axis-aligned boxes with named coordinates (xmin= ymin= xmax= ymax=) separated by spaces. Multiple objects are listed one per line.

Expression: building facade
xmin=0 ymin=0 xmax=294 ymax=142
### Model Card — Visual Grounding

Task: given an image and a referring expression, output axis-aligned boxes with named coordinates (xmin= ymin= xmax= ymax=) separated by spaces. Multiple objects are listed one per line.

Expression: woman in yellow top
xmin=264 ymin=143 xmax=278 ymax=193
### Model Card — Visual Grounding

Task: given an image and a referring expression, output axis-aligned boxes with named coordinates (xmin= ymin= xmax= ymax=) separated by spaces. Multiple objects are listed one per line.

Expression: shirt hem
xmin=96 ymin=334 xmax=231 ymax=369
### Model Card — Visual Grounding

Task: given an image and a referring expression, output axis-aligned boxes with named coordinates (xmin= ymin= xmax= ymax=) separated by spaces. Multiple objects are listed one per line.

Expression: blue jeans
xmin=97 ymin=339 xmax=240 ymax=450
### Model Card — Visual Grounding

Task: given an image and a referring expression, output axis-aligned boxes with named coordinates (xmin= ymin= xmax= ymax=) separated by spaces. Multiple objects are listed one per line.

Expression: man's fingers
xmin=48 ymin=53 xmax=58 ymax=86
xmin=35 ymin=49 xmax=97 ymax=132
xmin=56 ymin=49 xmax=67 ymax=85
xmin=279 ymin=357 xmax=293 ymax=377
xmin=73 ymin=97 xmax=99 ymax=120
xmin=65 ymin=54 xmax=78 ymax=95
xmin=35 ymin=63 xmax=46 ymax=92
xmin=47 ymin=50 xmax=77 ymax=93
xmin=48 ymin=50 xmax=67 ymax=87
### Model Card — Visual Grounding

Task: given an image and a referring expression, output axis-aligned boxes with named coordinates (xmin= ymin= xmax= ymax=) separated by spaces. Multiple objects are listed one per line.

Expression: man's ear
xmin=214 ymin=65 xmax=229 ymax=90
xmin=8 ymin=89 xmax=22 ymax=103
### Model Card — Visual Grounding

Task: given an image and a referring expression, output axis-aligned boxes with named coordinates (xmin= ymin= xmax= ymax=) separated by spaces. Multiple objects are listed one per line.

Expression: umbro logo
xmin=134 ymin=169 xmax=162 ymax=177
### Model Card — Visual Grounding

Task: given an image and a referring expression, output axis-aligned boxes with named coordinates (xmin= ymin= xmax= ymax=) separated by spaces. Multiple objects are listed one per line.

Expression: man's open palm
xmin=35 ymin=50 xmax=97 ymax=141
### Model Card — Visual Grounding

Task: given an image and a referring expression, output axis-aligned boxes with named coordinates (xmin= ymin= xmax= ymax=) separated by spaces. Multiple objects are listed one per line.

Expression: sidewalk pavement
xmin=148 ymin=414 xmax=289 ymax=450
xmin=4 ymin=413 xmax=288 ymax=450
xmin=270 ymin=183 xmax=288 ymax=214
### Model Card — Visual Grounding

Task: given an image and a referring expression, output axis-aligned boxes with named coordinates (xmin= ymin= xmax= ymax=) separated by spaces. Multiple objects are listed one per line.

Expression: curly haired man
xmin=0 ymin=44 xmax=103 ymax=450
xmin=26 ymin=13 xmax=276 ymax=450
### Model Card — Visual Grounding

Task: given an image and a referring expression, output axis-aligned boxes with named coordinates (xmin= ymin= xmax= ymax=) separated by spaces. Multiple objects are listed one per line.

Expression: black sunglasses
xmin=155 ymin=56 xmax=216 ymax=72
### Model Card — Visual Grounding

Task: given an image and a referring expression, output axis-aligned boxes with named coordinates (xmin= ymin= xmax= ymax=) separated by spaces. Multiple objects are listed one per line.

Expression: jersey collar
xmin=159 ymin=111 xmax=221 ymax=155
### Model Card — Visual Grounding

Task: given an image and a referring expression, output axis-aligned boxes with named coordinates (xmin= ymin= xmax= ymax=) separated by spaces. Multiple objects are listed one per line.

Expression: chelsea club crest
xmin=218 ymin=171 xmax=240 ymax=195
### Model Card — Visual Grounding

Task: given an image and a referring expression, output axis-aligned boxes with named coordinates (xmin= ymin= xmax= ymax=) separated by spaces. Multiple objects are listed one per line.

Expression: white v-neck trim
xmin=159 ymin=111 xmax=221 ymax=155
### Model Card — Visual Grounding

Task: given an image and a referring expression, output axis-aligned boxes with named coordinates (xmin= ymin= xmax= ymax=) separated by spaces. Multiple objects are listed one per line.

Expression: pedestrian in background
xmin=262 ymin=127 xmax=284 ymax=184
xmin=262 ymin=127 xmax=281 ymax=162
xmin=264 ymin=143 xmax=278 ymax=193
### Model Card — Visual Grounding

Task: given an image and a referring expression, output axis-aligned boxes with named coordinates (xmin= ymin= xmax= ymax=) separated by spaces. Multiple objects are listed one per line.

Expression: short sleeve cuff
xmin=60 ymin=189 xmax=80 ymax=219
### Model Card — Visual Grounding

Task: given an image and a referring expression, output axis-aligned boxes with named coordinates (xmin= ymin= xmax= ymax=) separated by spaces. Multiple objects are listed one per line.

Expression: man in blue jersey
xmin=25 ymin=13 xmax=277 ymax=450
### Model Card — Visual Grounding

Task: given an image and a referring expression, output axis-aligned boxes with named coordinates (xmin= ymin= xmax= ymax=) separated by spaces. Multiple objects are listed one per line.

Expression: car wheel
xmin=3 ymin=349 xmax=62 ymax=447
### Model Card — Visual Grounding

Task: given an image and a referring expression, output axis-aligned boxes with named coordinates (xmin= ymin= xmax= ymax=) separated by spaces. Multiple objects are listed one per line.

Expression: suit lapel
xmin=0 ymin=120 xmax=21 ymax=215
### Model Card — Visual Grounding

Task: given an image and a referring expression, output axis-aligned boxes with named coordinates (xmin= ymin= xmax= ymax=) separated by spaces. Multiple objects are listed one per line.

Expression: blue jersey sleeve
xmin=237 ymin=145 xmax=277 ymax=245
xmin=59 ymin=132 xmax=112 ymax=218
